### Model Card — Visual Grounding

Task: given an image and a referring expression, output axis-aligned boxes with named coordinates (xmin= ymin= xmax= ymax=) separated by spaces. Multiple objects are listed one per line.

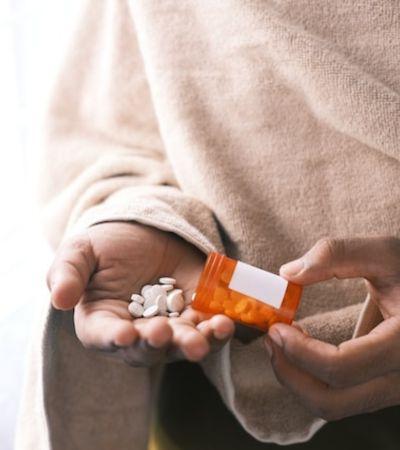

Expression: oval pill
xmin=143 ymin=305 xmax=159 ymax=318
xmin=141 ymin=285 xmax=152 ymax=297
xmin=167 ymin=289 xmax=184 ymax=313
xmin=128 ymin=301 xmax=144 ymax=318
xmin=159 ymin=277 xmax=176 ymax=285
xmin=156 ymin=294 xmax=167 ymax=313
xmin=168 ymin=312 xmax=180 ymax=318
xmin=160 ymin=284 xmax=174 ymax=292
xmin=151 ymin=285 xmax=168 ymax=297
xmin=130 ymin=294 xmax=144 ymax=304
xmin=143 ymin=285 xmax=166 ymax=309
xmin=143 ymin=297 xmax=156 ymax=309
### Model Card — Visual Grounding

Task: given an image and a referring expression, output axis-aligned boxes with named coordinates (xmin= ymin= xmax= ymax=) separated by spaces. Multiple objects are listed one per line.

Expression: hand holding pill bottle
xmin=192 ymin=252 xmax=302 ymax=331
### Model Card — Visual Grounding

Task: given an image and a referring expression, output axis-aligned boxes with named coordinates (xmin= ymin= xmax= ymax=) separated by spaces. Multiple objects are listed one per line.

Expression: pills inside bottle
xmin=192 ymin=252 xmax=302 ymax=331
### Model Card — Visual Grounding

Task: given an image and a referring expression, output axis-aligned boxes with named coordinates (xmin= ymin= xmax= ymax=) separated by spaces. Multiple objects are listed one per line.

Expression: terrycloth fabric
xmin=16 ymin=0 xmax=399 ymax=448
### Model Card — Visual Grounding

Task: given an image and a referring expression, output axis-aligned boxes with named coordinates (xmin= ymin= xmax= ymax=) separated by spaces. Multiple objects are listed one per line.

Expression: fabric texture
xmin=152 ymin=362 xmax=400 ymax=450
xmin=16 ymin=0 xmax=399 ymax=448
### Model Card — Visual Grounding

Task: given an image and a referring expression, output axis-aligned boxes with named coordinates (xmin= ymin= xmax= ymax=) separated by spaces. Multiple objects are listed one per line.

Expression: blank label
xmin=229 ymin=261 xmax=288 ymax=309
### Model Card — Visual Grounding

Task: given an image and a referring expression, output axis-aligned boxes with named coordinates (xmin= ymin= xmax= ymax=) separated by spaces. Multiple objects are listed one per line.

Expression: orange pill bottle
xmin=192 ymin=252 xmax=302 ymax=331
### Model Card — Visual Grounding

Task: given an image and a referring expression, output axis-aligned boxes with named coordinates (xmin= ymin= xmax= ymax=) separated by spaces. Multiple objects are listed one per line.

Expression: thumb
xmin=47 ymin=233 xmax=96 ymax=310
xmin=279 ymin=237 xmax=400 ymax=285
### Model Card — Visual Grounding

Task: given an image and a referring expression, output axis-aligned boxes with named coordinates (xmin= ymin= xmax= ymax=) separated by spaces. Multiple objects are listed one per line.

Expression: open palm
xmin=47 ymin=222 xmax=234 ymax=366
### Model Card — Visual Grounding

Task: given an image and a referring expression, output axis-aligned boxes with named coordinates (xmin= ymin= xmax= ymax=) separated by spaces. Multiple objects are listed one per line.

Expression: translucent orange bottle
xmin=192 ymin=252 xmax=302 ymax=331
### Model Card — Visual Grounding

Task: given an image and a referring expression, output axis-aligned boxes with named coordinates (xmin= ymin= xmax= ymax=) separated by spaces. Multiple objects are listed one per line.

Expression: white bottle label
xmin=228 ymin=261 xmax=288 ymax=309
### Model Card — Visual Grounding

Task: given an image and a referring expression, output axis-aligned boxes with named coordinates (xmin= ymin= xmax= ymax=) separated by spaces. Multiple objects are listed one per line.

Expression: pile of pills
xmin=128 ymin=277 xmax=189 ymax=319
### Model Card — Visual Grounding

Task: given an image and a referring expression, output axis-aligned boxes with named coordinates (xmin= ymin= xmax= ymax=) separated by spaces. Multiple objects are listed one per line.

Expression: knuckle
xmin=320 ymin=348 xmax=350 ymax=388
xmin=66 ymin=233 xmax=91 ymax=255
xmin=313 ymin=237 xmax=344 ymax=267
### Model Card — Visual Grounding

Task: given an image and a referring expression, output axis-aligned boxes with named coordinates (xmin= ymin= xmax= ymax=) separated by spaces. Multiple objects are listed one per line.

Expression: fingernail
xmin=264 ymin=337 xmax=273 ymax=358
xmin=280 ymin=258 xmax=304 ymax=277
xmin=268 ymin=328 xmax=283 ymax=348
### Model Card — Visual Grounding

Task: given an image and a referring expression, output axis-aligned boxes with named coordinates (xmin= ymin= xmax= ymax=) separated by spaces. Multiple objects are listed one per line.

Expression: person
xmin=16 ymin=1 xmax=400 ymax=449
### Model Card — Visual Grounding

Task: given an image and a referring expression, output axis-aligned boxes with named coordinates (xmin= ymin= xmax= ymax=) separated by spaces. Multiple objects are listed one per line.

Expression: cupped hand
xmin=266 ymin=237 xmax=400 ymax=421
xmin=47 ymin=222 xmax=234 ymax=366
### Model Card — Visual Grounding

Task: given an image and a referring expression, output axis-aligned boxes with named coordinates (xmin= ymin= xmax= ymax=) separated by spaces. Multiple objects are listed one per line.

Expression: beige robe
xmin=16 ymin=0 xmax=399 ymax=448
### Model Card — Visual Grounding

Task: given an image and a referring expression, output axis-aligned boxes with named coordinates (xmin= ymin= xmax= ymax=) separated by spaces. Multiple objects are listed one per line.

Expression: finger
xmin=75 ymin=304 xmax=138 ymax=350
xmin=47 ymin=233 xmax=96 ymax=310
xmin=179 ymin=308 xmax=204 ymax=324
xmin=180 ymin=307 xmax=213 ymax=325
xmin=268 ymin=318 xmax=400 ymax=388
xmin=279 ymin=237 xmax=400 ymax=284
xmin=197 ymin=314 xmax=234 ymax=340
xmin=268 ymin=340 xmax=400 ymax=421
xmin=209 ymin=315 xmax=235 ymax=340
xmin=170 ymin=319 xmax=210 ymax=362
xmin=132 ymin=316 xmax=173 ymax=348
xmin=99 ymin=315 xmax=173 ymax=367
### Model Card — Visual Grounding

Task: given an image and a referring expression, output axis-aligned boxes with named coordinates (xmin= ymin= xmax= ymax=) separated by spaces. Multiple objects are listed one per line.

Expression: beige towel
xmin=16 ymin=0 xmax=399 ymax=448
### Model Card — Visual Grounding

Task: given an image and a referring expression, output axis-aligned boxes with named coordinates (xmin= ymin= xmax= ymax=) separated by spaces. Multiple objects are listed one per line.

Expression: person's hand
xmin=265 ymin=237 xmax=400 ymax=421
xmin=47 ymin=222 xmax=234 ymax=366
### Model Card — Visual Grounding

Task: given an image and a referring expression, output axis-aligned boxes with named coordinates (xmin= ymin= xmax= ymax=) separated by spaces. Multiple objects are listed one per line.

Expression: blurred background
xmin=0 ymin=1 xmax=81 ymax=448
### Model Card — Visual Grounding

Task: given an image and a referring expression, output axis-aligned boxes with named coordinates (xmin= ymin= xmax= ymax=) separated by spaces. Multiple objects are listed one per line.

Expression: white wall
xmin=0 ymin=1 xmax=82 ymax=448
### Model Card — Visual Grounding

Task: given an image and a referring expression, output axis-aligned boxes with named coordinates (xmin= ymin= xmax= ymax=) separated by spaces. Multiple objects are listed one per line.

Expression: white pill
xmin=169 ymin=288 xmax=183 ymax=295
xmin=159 ymin=277 xmax=176 ymax=285
xmin=130 ymin=294 xmax=144 ymax=304
xmin=167 ymin=289 xmax=184 ymax=313
xmin=128 ymin=301 xmax=144 ymax=318
xmin=156 ymin=294 xmax=167 ymax=313
xmin=143 ymin=297 xmax=155 ymax=309
xmin=143 ymin=285 xmax=166 ymax=309
xmin=141 ymin=285 xmax=152 ymax=297
xmin=168 ymin=312 xmax=180 ymax=318
xmin=143 ymin=305 xmax=159 ymax=318
xmin=151 ymin=285 xmax=167 ymax=297
xmin=160 ymin=284 xmax=174 ymax=292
